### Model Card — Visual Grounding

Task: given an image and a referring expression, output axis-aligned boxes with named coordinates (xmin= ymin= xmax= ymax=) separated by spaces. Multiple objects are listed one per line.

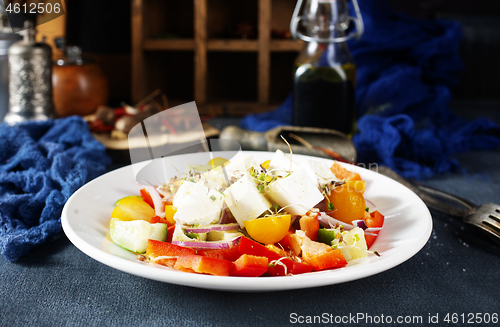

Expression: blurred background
xmin=28 ymin=0 xmax=500 ymax=114
xmin=1 ymin=0 xmax=499 ymax=121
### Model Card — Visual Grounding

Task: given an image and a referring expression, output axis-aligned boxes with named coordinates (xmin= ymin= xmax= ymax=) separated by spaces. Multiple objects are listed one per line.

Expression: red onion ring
xmin=172 ymin=236 xmax=241 ymax=250
xmin=145 ymin=185 xmax=165 ymax=217
xmin=183 ymin=223 xmax=239 ymax=233
xmin=317 ymin=212 xmax=355 ymax=230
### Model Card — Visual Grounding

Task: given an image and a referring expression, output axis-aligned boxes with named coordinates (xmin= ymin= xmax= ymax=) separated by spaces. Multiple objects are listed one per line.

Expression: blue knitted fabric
xmin=0 ymin=116 xmax=111 ymax=261
xmin=240 ymin=0 xmax=500 ymax=179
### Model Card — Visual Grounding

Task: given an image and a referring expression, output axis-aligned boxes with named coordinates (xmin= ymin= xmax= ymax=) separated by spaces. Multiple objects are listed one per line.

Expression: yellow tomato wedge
xmin=326 ymin=185 xmax=366 ymax=224
xmin=260 ymin=160 xmax=271 ymax=170
xmin=164 ymin=204 xmax=177 ymax=225
xmin=208 ymin=157 xmax=229 ymax=171
xmin=243 ymin=214 xmax=291 ymax=244
xmin=345 ymin=180 xmax=366 ymax=194
xmin=111 ymin=196 xmax=155 ymax=222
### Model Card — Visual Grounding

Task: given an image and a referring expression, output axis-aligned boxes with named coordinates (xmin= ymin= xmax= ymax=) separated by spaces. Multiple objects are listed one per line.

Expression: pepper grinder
xmin=4 ymin=20 xmax=55 ymax=124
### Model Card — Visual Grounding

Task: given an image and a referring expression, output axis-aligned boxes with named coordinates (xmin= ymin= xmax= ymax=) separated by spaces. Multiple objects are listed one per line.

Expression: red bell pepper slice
xmin=145 ymin=239 xmax=195 ymax=267
xmin=174 ymin=255 xmax=233 ymax=276
xmin=364 ymin=210 xmax=384 ymax=249
xmin=231 ymin=254 xmax=268 ymax=277
xmin=150 ymin=215 xmax=168 ymax=224
xmin=303 ymin=249 xmax=347 ymax=271
xmin=140 ymin=189 xmax=155 ymax=209
xmin=266 ymin=258 xmax=313 ymax=276
xmin=276 ymin=229 xmax=295 ymax=250
xmin=239 ymin=236 xmax=312 ymax=276
xmin=239 ymin=236 xmax=281 ymax=260
xmin=198 ymin=244 xmax=242 ymax=262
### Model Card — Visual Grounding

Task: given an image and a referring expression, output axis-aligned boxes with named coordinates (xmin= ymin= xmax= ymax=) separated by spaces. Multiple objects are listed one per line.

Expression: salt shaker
xmin=4 ymin=21 xmax=55 ymax=124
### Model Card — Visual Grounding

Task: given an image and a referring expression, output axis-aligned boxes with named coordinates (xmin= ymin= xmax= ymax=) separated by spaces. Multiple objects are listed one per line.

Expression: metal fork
xmin=375 ymin=166 xmax=500 ymax=246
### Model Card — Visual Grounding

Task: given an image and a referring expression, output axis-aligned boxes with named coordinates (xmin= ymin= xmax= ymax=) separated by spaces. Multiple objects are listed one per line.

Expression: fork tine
xmin=464 ymin=203 xmax=500 ymax=245
xmin=482 ymin=207 xmax=500 ymax=232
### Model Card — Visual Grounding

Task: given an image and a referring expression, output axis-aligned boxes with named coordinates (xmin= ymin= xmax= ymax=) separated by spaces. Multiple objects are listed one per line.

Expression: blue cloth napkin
xmin=241 ymin=0 xmax=500 ymax=179
xmin=0 ymin=116 xmax=111 ymax=261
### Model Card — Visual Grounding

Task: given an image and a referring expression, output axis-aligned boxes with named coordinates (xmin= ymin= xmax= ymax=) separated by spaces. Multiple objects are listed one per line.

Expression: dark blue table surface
xmin=1 ymin=101 xmax=499 ymax=327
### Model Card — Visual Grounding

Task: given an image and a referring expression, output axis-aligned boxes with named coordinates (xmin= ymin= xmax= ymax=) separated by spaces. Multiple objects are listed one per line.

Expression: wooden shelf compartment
xmin=132 ymin=0 xmax=303 ymax=115
xmin=143 ymin=39 xmax=303 ymax=52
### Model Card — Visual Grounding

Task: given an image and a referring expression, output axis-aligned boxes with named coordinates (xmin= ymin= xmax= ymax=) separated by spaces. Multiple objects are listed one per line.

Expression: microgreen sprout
xmin=280 ymin=134 xmax=293 ymax=173
xmin=268 ymin=257 xmax=288 ymax=275
xmin=150 ymin=255 xmax=178 ymax=262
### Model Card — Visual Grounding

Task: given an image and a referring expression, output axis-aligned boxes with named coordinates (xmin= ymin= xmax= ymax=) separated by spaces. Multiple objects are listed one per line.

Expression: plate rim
xmin=61 ymin=151 xmax=433 ymax=292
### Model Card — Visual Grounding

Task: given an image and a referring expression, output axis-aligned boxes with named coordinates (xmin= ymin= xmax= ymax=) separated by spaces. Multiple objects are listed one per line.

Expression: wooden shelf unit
xmin=131 ymin=0 xmax=303 ymax=115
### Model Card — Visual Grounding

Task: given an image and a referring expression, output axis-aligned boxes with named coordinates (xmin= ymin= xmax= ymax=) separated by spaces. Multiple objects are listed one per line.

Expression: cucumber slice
xmin=339 ymin=227 xmax=368 ymax=261
xmin=109 ymin=218 xmax=167 ymax=253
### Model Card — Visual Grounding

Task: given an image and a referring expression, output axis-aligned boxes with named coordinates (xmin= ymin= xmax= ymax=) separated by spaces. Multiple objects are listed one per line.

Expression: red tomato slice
xmin=166 ymin=225 xmax=176 ymax=243
xmin=174 ymin=255 xmax=233 ymax=276
xmin=364 ymin=210 xmax=385 ymax=249
xmin=231 ymin=254 xmax=268 ymax=277
xmin=140 ymin=189 xmax=155 ymax=208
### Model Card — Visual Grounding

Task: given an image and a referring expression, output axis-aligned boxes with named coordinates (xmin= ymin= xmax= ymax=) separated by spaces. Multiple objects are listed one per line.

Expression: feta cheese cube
xmin=224 ymin=172 xmax=271 ymax=228
xmin=224 ymin=153 xmax=257 ymax=176
xmin=305 ymin=159 xmax=341 ymax=187
xmin=172 ymin=180 xmax=196 ymax=208
xmin=173 ymin=182 xmax=224 ymax=225
xmin=266 ymin=165 xmax=324 ymax=215
xmin=200 ymin=153 xmax=257 ymax=190
xmin=269 ymin=149 xmax=298 ymax=174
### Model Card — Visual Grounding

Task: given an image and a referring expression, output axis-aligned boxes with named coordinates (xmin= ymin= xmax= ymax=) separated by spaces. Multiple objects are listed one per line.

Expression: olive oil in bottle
xmin=293 ymin=63 xmax=356 ymax=134
xmin=290 ymin=0 xmax=363 ymax=136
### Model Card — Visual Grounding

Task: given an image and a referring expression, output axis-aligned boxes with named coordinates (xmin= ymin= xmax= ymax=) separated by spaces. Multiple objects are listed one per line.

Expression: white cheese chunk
xmin=173 ymin=182 xmax=224 ymax=225
xmin=269 ymin=149 xmax=298 ymax=174
xmin=172 ymin=180 xmax=196 ymax=208
xmin=200 ymin=153 xmax=257 ymax=190
xmin=266 ymin=165 xmax=324 ymax=215
xmin=224 ymin=172 xmax=272 ymax=228
xmin=305 ymin=159 xmax=341 ymax=187
xmin=268 ymin=150 xmax=319 ymax=185
xmin=224 ymin=153 xmax=257 ymax=176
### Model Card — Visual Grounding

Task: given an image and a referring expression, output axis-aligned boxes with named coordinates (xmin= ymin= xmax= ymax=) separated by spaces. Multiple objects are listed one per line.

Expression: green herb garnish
xmin=185 ymin=232 xmax=199 ymax=239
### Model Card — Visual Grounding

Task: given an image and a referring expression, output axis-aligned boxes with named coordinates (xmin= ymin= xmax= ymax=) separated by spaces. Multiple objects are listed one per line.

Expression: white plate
xmin=62 ymin=151 xmax=432 ymax=292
